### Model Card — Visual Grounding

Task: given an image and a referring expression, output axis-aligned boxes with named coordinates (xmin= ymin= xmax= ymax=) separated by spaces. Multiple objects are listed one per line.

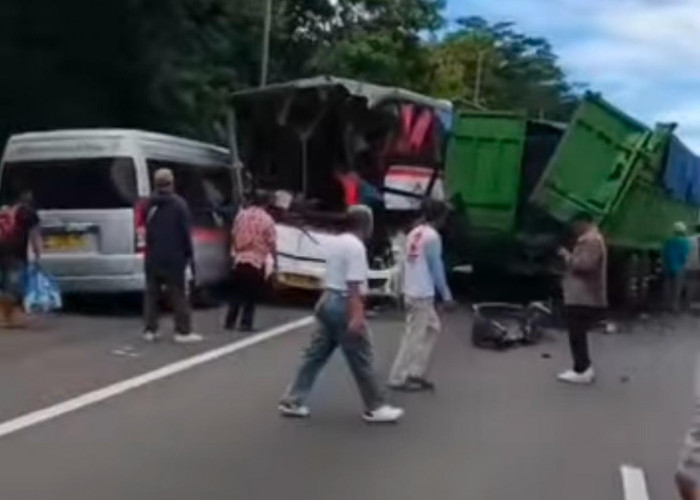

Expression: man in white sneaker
xmin=142 ymin=168 xmax=203 ymax=344
xmin=557 ymin=212 xmax=607 ymax=385
xmin=388 ymin=199 xmax=454 ymax=392
xmin=279 ymin=205 xmax=404 ymax=423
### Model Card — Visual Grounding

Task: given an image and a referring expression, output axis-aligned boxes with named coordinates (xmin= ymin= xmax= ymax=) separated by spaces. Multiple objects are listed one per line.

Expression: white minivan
xmin=0 ymin=129 xmax=234 ymax=293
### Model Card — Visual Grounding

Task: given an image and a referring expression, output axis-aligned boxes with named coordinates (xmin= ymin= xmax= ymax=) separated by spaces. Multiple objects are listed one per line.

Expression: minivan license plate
xmin=278 ymin=273 xmax=320 ymax=290
xmin=45 ymin=234 xmax=89 ymax=252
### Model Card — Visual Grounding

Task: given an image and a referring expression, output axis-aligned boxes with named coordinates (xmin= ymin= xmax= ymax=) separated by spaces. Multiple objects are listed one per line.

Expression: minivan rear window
xmin=0 ymin=157 xmax=137 ymax=209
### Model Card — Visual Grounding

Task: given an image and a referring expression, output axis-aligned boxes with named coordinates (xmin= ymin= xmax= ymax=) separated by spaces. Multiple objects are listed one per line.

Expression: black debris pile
xmin=471 ymin=302 xmax=551 ymax=351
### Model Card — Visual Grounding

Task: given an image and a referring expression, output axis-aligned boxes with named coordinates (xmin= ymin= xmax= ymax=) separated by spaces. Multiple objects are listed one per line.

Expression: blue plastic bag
xmin=23 ymin=265 xmax=62 ymax=314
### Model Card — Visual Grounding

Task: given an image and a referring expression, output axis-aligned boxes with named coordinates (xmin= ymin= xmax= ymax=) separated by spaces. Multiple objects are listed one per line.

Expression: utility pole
xmin=260 ymin=0 xmax=273 ymax=87
xmin=473 ymin=50 xmax=485 ymax=107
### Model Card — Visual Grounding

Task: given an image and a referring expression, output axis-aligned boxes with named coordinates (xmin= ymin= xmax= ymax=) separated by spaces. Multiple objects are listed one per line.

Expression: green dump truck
xmin=445 ymin=93 xmax=700 ymax=306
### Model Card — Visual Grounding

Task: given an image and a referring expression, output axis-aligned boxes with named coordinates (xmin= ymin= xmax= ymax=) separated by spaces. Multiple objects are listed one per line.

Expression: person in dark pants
xmin=557 ymin=212 xmax=608 ymax=385
xmin=278 ymin=205 xmax=404 ymax=423
xmin=225 ymin=191 xmax=276 ymax=332
xmin=0 ymin=190 xmax=41 ymax=328
xmin=143 ymin=168 xmax=202 ymax=344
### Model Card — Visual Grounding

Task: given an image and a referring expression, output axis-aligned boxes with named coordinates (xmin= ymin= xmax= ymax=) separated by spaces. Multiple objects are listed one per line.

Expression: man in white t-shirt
xmin=279 ymin=205 xmax=404 ymax=424
xmin=388 ymin=200 xmax=454 ymax=391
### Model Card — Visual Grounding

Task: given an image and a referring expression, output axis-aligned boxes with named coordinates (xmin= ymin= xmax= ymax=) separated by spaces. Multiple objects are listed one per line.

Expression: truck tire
xmin=609 ymin=251 xmax=639 ymax=309
xmin=637 ymin=252 xmax=654 ymax=308
xmin=609 ymin=251 xmax=655 ymax=310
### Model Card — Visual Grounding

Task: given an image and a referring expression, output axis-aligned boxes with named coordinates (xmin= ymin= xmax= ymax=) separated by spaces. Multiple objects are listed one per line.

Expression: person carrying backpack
xmin=0 ymin=190 xmax=42 ymax=328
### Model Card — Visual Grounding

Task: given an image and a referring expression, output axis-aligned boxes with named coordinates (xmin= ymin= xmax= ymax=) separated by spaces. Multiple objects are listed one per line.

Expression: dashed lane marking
xmin=621 ymin=464 xmax=651 ymax=500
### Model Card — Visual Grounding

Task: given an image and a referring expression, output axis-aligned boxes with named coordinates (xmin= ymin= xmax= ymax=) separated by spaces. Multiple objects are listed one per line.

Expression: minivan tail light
xmin=134 ymin=199 xmax=148 ymax=253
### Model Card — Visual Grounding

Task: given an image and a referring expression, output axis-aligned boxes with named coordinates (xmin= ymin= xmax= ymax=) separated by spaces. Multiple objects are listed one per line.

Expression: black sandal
xmin=406 ymin=376 xmax=436 ymax=392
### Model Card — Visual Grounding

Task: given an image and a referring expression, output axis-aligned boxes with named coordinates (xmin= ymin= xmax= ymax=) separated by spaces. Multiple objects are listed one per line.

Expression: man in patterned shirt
xmin=225 ymin=191 xmax=277 ymax=332
xmin=388 ymin=200 xmax=454 ymax=391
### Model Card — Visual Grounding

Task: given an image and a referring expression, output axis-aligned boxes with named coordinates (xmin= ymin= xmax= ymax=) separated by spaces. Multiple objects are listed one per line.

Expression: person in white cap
xmin=664 ymin=221 xmax=692 ymax=312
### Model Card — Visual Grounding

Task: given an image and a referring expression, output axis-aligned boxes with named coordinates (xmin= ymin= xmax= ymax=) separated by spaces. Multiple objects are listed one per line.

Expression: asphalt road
xmin=0 ymin=298 xmax=310 ymax=421
xmin=0 ymin=303 xmax=696 ymax=499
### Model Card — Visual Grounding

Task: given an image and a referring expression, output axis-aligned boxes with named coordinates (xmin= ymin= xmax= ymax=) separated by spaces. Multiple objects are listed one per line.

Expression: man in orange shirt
xmin=225 ymin=191 xmax=277 ymax=332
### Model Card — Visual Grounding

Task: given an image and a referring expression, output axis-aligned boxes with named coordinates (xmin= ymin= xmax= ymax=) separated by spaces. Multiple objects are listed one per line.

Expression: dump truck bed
xmin=445 ymin=111 xmax=564 ymax=272
xmin=530 ymin=93 xmax=698 ymax=250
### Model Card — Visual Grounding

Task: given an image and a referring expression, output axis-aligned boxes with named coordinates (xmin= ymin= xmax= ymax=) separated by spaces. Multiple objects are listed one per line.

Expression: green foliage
xmin=0 ymin=2 xmax=580 ymax=145
xmin=428 ymin=16 xmax=582 ymax=119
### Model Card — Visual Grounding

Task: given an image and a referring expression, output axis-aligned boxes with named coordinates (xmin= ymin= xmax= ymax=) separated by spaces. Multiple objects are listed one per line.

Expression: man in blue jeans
xmin=279 ymin=205 xmax=404 ymax=423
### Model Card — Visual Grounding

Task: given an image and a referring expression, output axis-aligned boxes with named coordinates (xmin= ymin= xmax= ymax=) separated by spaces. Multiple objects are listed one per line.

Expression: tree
xmin=427 ymin=16 xmax=581 ymax=120
xmin=0 ymin=3 xmax=581 ymax=145
xmin=307 ymin=0 xmax=445 ymax=90
xmin=0 ymin=0 xmax=149 ymax=140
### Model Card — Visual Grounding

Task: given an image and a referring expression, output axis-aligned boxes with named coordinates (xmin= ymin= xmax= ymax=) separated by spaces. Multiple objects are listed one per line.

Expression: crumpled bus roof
xmin=232 ymin=75 xmax=453 ymax=113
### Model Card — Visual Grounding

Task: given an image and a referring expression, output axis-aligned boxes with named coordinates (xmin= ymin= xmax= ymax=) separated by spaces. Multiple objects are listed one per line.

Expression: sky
xmin=447 ymin=0 xmax=700 ymax=149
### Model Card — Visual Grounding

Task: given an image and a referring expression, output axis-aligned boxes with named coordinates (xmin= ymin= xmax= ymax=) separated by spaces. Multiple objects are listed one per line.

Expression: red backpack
xmin=0 ymin=205 xmax=20 ymax=246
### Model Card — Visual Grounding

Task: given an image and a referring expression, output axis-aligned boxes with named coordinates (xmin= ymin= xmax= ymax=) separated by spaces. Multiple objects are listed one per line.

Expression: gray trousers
xmin=282 ymin=291 xmax=385 ymax=411
xmin=388 ymin=297 xmax=441 ymax=385
xmin=143 ymin=268 xmax=191 ymax=335
xmin=687 ymin=270 xmax=700 ymax=306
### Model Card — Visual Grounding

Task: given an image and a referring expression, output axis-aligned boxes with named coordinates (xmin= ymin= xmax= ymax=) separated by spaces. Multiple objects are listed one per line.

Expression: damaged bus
xmin=230 ymin=76 xmax=452 ymax=297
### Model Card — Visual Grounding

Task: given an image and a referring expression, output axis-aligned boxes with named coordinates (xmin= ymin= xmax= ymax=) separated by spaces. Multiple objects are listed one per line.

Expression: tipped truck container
xmin=446 ymin=93 xmax=700 ymax=306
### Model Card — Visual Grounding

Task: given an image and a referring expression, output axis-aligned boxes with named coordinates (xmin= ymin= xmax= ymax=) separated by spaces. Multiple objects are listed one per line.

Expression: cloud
xmin=658 ymin=104 xmax=700 ymax=142
xmin=451 ymin=0 xmax=700 ymax=149
xmin=572 ymin=1 xmax=700 ymax=77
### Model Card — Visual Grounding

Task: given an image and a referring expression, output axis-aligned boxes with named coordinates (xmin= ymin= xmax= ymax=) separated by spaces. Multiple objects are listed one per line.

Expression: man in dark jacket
xmin=143 ymin=168 xmax=202 ymax=344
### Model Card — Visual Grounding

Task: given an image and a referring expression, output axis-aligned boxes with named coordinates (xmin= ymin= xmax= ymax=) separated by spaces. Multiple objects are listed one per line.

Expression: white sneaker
xmin=143 ymin=331 xmax=161 ymax=343
xmin=362 ymin=405 xmax=405 ymax=423
xmin=278 ymin=402 xmax=311 ymax=418
xmin=173 ymin=333 xmax=204 ymax=344
xmin=557 ymin=367 xmax=595 ymax=385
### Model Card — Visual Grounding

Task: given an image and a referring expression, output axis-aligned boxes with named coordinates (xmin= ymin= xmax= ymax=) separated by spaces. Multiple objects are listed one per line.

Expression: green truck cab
xmin=446 ymin=93 xmax=699 ymax=306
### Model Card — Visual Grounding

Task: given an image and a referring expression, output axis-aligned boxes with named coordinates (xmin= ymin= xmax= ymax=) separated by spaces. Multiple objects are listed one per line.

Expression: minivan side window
xmin=0 ymin=157 xmax=138 ymax=209
xmin=147 ymin=160 xmax=233 ymax=208
xmin=147 ymin=160 xmax=234 ymax=227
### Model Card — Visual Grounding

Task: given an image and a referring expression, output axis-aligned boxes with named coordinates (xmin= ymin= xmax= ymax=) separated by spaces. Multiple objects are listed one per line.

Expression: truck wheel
xmin=619 ymin=252 xmax=656 ymax=310
xmin=609 ymin=252 xmax=638 ymax=309
xmin=625 ymin=253 xmax=641 ymax=308
xmin=636 ymin=253 xmax=653 ymax=308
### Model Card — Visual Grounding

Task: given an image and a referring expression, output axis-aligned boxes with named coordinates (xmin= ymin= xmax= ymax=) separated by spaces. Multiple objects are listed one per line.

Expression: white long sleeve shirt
xmin=403 ymin=224 xmax=453 ymax=301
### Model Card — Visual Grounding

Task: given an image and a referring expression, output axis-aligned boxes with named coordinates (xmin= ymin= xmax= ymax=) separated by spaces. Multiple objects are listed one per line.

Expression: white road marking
xmin=0 ymin=315 xmax=314 ymax=439
xmin=621 ymin=464 xmax=651 ymax=500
